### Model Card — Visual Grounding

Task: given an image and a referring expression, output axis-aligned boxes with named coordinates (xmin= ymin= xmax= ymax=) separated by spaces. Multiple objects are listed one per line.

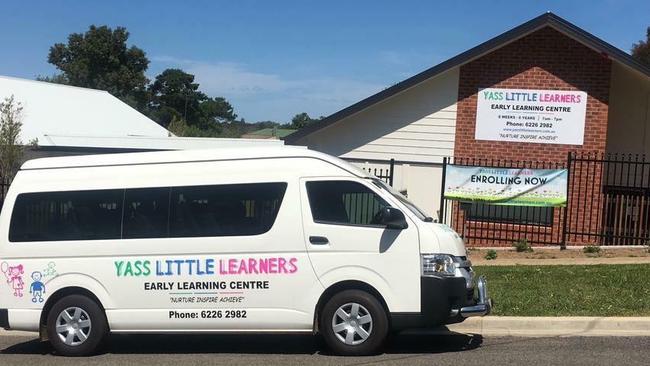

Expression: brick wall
xmin=453 ymin=26 xmax=612 ymax=247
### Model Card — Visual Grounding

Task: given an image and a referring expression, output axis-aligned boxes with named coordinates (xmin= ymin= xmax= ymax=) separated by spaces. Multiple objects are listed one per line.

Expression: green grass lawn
xmin=473 ymin=264 xmax=650 ymax=316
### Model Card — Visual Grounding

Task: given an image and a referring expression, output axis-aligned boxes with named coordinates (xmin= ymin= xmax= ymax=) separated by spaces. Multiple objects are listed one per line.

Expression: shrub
xmin=0 ymin=95 xmax=24 ymax=180
xmin=513 ymin=238 xmax=533 ymax=253
xmin=484 ymin=249 xmax=498 ymax=260
xmin=583 ymin=245 xmax=601 ymax=255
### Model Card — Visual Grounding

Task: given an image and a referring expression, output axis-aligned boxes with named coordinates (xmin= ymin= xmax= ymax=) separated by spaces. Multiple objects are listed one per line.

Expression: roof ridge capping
xmin=285 ymin=12 xmax=650 ymax=143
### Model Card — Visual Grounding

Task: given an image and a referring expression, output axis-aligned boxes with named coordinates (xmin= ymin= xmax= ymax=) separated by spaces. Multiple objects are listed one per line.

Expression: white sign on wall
xmin=475 ymin=88 xmax=587 ymax=145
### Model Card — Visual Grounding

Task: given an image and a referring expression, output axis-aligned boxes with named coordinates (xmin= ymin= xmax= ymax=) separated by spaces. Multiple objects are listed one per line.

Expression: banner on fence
xmin=443 ymin=165 xmax=568 ymax=207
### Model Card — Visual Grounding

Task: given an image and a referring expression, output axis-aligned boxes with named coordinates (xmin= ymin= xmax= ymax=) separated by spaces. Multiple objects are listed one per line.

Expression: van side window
xmin=123 ymin=188 xmax=171 ymax=239
xmin=306 ymin=180 xmax=389 ymax=226
xmin=169 ymin=182 xmax=287 ymax=237
xmin=8 ymin=182 xmax=287 ymax=242
xmin=9 ymin=189 xmax=123 ymax=242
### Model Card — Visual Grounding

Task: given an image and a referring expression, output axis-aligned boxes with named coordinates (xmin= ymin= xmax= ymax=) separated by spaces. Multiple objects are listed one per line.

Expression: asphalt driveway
xmin=1 ymin=332 xmax=649 ymax=365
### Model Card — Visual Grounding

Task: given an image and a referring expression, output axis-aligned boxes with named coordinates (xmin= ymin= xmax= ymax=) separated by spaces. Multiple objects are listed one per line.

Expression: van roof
xmin=20 ymin=146 xmax=372 ymax=178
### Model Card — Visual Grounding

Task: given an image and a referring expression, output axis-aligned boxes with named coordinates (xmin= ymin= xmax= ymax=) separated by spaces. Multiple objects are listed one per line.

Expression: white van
xmin=0 ymin=147 xmax=490 ymax=356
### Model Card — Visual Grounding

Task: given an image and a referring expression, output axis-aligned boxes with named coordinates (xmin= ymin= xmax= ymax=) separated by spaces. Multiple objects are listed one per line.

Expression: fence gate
xmin=565 ymin=152 xmax=650 ymax=246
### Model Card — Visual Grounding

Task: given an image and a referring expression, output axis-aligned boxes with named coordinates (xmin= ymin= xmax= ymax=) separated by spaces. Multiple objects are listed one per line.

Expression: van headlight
xmin=421 ymin=254 xmax=456 ymax=277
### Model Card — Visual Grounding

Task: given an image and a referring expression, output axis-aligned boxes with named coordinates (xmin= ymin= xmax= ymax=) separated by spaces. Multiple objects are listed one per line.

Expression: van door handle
xmin=309 ymin=236 xmax=329 ymax=245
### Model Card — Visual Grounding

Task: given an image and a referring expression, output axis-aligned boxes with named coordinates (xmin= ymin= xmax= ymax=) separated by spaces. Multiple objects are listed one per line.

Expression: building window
xmin=10 ymin=189 xmax=124 ymax=242
xmin=465 ymin=202 xmax=554 ymax=226
xmin=306 ymin=180 xmax=389 ymax=226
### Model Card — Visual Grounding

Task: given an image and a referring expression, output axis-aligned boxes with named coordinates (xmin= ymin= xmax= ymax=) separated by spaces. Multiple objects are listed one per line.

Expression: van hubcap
xmin=331 ymin=302 xmax=373 ymax=345
xmin=56 ymin=307 xmax=92 ymax=346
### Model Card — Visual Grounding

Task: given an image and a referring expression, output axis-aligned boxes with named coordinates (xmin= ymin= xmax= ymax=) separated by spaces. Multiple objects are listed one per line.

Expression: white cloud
xmin=151 ymin=56 xmax=385 ymax=122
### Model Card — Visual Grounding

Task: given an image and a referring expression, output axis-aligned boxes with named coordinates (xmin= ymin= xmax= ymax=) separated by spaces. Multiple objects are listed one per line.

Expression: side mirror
xmin=380 ymin=207 xmax=408 ymax=230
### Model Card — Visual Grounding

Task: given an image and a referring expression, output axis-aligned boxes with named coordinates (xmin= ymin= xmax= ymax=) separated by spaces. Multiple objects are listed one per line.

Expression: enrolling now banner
xmin=443 ymin=165 xmax=568 ymax=207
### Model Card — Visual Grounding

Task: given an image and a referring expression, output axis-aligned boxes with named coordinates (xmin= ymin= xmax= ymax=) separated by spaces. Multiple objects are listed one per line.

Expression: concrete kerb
xmin=443 ymin=317 xmax=650 ymax=337
xmin=0 ymin=329 xmax=37 ymax=337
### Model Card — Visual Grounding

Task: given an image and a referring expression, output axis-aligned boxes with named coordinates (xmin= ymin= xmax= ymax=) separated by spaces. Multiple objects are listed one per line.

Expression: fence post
xmin=439 ymin=157 xmax=448 ymax=223
xmin=561 ymin=151 xmax=573 ymax=250
xmin=388 ymin=158 xmax=395 ymax=187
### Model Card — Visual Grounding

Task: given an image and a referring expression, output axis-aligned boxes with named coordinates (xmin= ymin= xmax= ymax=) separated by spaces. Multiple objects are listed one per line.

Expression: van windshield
xmin=369 ymin=178 xmax=433 ymax=222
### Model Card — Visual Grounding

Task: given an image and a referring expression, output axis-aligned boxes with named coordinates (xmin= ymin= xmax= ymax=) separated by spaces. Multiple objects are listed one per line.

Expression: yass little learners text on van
xmin=114 ymin=257 xmax=299 ymax=277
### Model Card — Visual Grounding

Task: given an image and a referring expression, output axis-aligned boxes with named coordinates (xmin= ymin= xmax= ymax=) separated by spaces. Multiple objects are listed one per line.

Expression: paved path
xmin=471 ymin=256 xmax=650 ymax=266
xmin=1 ymin=333 xmax=649 ymax=365
xmin=447 ymin=316 xmax=650 ymax=337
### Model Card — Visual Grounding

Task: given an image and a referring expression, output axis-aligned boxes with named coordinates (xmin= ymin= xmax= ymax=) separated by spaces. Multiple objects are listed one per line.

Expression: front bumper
xmin=391 ymin=271 xmax=492 ymax=330
xmin=450 ymin=275 xmax=492 ymax=318
xmin=0 ymin=309 xmax=8 ymax=329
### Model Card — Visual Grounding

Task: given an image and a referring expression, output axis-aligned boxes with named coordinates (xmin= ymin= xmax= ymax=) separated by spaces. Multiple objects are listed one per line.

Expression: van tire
xmin=320 ymin=289 xmax=388 ymax=356
xmin=46 ymin=294 xmax=107 ymax=356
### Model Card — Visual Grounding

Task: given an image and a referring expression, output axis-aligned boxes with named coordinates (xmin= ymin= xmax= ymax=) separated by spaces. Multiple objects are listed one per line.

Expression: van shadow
xmin=1 ymin=331 xmax=483 ymax=356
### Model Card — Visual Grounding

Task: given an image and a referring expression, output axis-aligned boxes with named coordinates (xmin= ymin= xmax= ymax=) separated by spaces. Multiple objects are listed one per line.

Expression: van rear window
xmin=9 ymin=189 xmax=124 ymax=242
xmin=9 ymin=182 xmax=287 ymax=242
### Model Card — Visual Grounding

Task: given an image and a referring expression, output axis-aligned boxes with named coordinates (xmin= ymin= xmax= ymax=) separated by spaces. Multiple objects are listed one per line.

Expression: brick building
xmin=287 ymin=13 xmax=650 ymax=247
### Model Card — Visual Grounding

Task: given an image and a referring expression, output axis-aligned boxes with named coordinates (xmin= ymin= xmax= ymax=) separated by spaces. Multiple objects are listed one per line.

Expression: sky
xmin=0 ymin=0 xmax=648 ymax=123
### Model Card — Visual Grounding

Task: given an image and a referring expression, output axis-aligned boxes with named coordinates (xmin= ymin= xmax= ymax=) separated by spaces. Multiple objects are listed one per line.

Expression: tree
xmin=166 ymin=116 xmax=189 ymax=137
xmin=0 ymin=96 xmax=24 ymax=180
xmin=46 ymin=25 xmax=150 ymax=107
xmin=200 ymin=97 xmax=238 ymax=125
xmin=148 ymin=69 xmax=239 ymax=129
xmin=148 ymin=68 xmax=206 ymax=127
xmin=632 ymin=27 xmax=650 ymax=67
xmin=255 ymin=120 xmax=283 ymax=129
xmin=290 ymin=112 xmax=318 ymax=129
xmin=35 ymin=74 xmax=69 ymax=84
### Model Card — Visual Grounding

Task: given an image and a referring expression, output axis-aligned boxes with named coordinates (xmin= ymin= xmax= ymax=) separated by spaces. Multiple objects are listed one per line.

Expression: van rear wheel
xmin=320 ymin=290 xmax=388 ymax=356
xmin=46 ymin=294 xmax=107 ymax=356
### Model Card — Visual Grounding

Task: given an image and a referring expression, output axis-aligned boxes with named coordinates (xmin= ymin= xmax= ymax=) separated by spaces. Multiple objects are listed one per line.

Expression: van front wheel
xmin=320 ymin=290 xmax=388 ymax=356
xmin=46 ymin=294 xmax=107 ymax=356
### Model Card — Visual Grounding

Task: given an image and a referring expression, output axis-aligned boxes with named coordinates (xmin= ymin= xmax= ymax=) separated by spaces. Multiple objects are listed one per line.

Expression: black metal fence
xmin=441 ymin=152 xmax=650 ymax=247
xmin=358 ymin=158 xmax=395 ymax=186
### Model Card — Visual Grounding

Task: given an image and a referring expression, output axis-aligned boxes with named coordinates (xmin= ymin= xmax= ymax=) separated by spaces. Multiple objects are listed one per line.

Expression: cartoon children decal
xmin=29 ymin=271 xmax=46 ymax=303
xmin=1 ymin=261 xmax=25 ymax=297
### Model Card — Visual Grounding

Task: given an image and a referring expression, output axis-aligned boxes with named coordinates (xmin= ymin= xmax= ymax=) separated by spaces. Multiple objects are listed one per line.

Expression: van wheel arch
xmin=39 ymin=287 xmax=107 ymax=340
xmin=313 ymin=281 xmax=390 ymax=333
